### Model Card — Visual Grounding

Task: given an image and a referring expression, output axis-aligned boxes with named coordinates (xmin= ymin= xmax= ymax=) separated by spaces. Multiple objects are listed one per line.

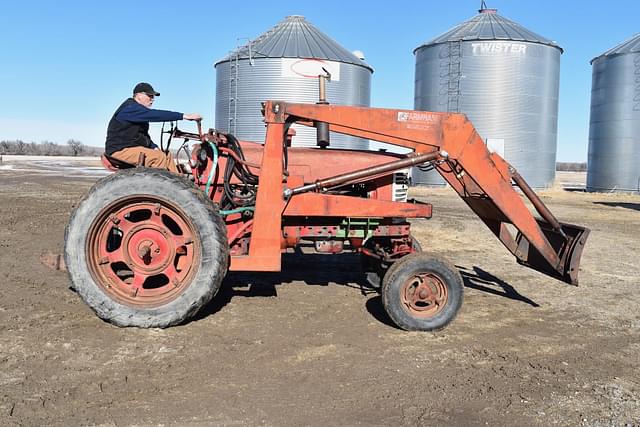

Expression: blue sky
xmin=1 ymin=0 xmax=638 ymax=161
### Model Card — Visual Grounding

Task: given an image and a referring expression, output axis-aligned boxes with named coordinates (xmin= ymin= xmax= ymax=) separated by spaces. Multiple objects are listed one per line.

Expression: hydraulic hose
xmin=202 ymin=142 xmax=254 ymax=216
xmin=204 ymin=142 xmax=219 ymax=197
xmin=219 ymin=206 xmax=255 ymax=216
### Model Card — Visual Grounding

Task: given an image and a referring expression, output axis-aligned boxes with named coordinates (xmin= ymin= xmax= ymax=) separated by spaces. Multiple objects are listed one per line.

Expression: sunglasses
xmin=145 ymin=93 xmax=155 ymax=99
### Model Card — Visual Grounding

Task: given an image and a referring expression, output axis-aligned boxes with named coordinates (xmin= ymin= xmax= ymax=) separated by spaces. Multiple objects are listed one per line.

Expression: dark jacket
xmin=105 ymin=98 xmax=183 ymax=155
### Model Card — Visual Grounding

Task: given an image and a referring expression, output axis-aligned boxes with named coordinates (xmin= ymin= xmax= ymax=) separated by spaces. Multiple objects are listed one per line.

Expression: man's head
xmin=133 ymin=82 xmax=160 ymax=107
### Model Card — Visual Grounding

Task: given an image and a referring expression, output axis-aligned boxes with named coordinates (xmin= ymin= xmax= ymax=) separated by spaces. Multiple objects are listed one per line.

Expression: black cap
xmin=133 ymin=82 xmax=160 ymax=96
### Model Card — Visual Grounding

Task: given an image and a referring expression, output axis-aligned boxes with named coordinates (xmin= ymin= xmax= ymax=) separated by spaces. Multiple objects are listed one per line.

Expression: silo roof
xmin=414 ymin=8 xmax=563 ymax=53
xmin=215 ymin=15 xmax=373 ymax=71
xmin=591 ymin=33 xmax=640 ymax=63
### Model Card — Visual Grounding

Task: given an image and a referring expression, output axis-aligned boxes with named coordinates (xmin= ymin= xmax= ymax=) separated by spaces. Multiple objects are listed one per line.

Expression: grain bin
xmin=587 ymin=33 xmax=640 ymax=193
xmin=412 ymin=7 xmax=562 ymax=188
xmin=215 ymin=15 xmax=372 ymax=149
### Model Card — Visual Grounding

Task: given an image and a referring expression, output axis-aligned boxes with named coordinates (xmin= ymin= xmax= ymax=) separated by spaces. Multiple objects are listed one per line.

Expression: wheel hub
xmin=124 ymin=225 xmax=172 ymax=273
xmin=87 ymin=199 xmax=200 ymax=308
xmin=401 ymin=273 xmax=448 ymax=318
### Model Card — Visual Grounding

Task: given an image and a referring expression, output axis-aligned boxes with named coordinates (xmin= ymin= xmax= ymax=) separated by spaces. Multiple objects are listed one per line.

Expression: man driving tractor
xmin=104 ymin=82 xmax=202 ymax=172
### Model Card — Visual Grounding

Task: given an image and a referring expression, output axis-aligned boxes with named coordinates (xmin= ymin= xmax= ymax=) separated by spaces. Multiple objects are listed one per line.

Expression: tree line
xmin=0 ymin=140 xmax=103 ymax=156
xmin=556 ymin=162 xmax=587 ymax=172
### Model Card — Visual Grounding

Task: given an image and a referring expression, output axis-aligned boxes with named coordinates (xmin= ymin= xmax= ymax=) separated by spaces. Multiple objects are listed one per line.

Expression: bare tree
xmin=67 ymin=139 xmax=84 ymax=156
xmin=15 ymin=140 xmax=26 ymax=154
xmin=42 ymin=141 xmax=60 ymax=156
xmin=29 ymin=141 xmax=39 ymax=155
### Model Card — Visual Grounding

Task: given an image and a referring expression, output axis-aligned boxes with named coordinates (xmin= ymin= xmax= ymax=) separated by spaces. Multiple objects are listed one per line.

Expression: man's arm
xmin=116 ymin=102 xmax=183 ymax=123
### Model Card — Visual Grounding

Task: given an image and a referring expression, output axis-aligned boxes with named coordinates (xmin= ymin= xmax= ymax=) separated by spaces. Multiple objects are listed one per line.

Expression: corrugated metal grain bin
xmin=412 ymin=7 xmax=562 ymax=188
xmin=587 ymin=33 xmax=640 ymax=193
xmin=215 ymin=15 xmax=372 ymax=149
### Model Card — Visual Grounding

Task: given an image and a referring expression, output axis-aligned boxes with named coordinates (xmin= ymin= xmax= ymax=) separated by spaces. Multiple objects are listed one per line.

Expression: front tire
xmin=65 ymin=168 xmax=228 ymax=328
xmin=382 ymin=253 xmax=463 ymax=331
xmin=362 ymin=236 xmax=422 ymax=289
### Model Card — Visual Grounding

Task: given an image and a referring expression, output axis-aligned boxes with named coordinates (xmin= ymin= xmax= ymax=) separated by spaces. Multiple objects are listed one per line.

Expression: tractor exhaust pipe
xmin=315 ymin=68 xmax=331 ymax=148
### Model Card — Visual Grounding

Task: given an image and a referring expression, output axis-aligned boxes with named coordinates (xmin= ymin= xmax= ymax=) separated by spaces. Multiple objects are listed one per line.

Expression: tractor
xmin=65 ymin=81 xmax=589 ymax=331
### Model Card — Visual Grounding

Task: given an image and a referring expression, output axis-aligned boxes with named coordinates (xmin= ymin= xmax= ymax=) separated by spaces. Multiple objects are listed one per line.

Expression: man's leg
xmin=163 ymin=151 xmax=179 ymax=173
xmin=111 ymin=147 xmax=178 ymax=173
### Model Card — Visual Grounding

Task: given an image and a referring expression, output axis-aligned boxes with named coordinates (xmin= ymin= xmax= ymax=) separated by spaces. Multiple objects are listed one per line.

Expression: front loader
xmin=65 ymin=91 xmax=589 ymax=331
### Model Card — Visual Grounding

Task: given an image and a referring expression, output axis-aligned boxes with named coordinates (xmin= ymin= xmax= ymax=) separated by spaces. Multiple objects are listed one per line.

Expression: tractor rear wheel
xmin=65 ymin=168 xmax=228 ymax=328
xmin=382 ymin=253 xmax=463 ymax=331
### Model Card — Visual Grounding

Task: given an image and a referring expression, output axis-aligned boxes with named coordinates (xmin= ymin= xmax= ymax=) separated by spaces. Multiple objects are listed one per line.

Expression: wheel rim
xmin=87 ymin=197 xmax=201 ymax=308
xmin=400 ymin=272 xmax=448 ymax=318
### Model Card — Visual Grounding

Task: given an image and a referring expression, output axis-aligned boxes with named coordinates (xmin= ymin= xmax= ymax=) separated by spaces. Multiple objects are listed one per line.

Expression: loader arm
xmin=272 ymin=102 xmax=589 ymax=285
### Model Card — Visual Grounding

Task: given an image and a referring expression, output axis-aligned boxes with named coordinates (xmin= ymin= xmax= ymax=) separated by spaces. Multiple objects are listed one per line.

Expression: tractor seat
xmin=101 ymin=153 xmax=136 ymax=171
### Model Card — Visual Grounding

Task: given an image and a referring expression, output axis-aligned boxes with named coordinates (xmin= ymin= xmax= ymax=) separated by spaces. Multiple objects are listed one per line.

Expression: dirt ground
xmin=0 ymin=160 xmax=639 ymax=426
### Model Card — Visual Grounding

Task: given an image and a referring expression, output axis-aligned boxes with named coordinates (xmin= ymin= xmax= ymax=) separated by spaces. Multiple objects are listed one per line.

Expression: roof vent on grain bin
xmin=412 ymin=2 xmax=563 ymax=189
xmin=214 ymin=15 xmax=373 ymax=150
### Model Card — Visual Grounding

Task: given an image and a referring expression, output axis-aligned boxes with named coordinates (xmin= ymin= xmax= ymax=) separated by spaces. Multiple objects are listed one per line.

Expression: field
xmin=0 ymin=157 xmax=639 ymax=426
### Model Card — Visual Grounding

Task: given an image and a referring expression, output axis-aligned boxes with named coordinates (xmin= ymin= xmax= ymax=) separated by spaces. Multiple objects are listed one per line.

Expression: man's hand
xmin=183 ymin=113 xmax=202 ymax=121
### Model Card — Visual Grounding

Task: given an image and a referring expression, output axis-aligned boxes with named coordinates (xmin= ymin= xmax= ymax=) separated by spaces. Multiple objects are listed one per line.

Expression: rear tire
xmin=382 ymin=253 xmax=463 ymax=331
xmin=65 ymin=168 xmax=228 ymax=328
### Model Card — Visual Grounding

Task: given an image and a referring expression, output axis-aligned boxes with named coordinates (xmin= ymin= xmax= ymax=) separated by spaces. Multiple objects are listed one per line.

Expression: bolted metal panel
xmin=587 ymin=40 xmax=640 ymax=193
xmin=412 ymin=9 xmax=562 ymax=188
xmin=215 ymin=16 xmax=372 ymax=149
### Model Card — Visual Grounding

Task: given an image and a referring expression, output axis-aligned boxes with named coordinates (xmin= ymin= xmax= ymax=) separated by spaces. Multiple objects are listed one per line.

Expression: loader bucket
xmin=515 ymin=221 xmax=590 ymax=286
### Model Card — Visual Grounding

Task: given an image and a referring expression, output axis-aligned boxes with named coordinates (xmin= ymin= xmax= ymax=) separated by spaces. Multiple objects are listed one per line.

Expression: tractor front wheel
xmin=65 ymin=168 xmax=228 ymax=328
xmin=362 ymin=236 xmax=422 ymax=289
xmin=382 ymin=253 xmax=463 ymax=331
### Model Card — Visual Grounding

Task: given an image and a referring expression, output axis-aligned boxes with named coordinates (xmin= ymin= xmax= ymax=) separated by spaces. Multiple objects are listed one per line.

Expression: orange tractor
xmin=65 ymin=90 xmax=589 ymax=331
